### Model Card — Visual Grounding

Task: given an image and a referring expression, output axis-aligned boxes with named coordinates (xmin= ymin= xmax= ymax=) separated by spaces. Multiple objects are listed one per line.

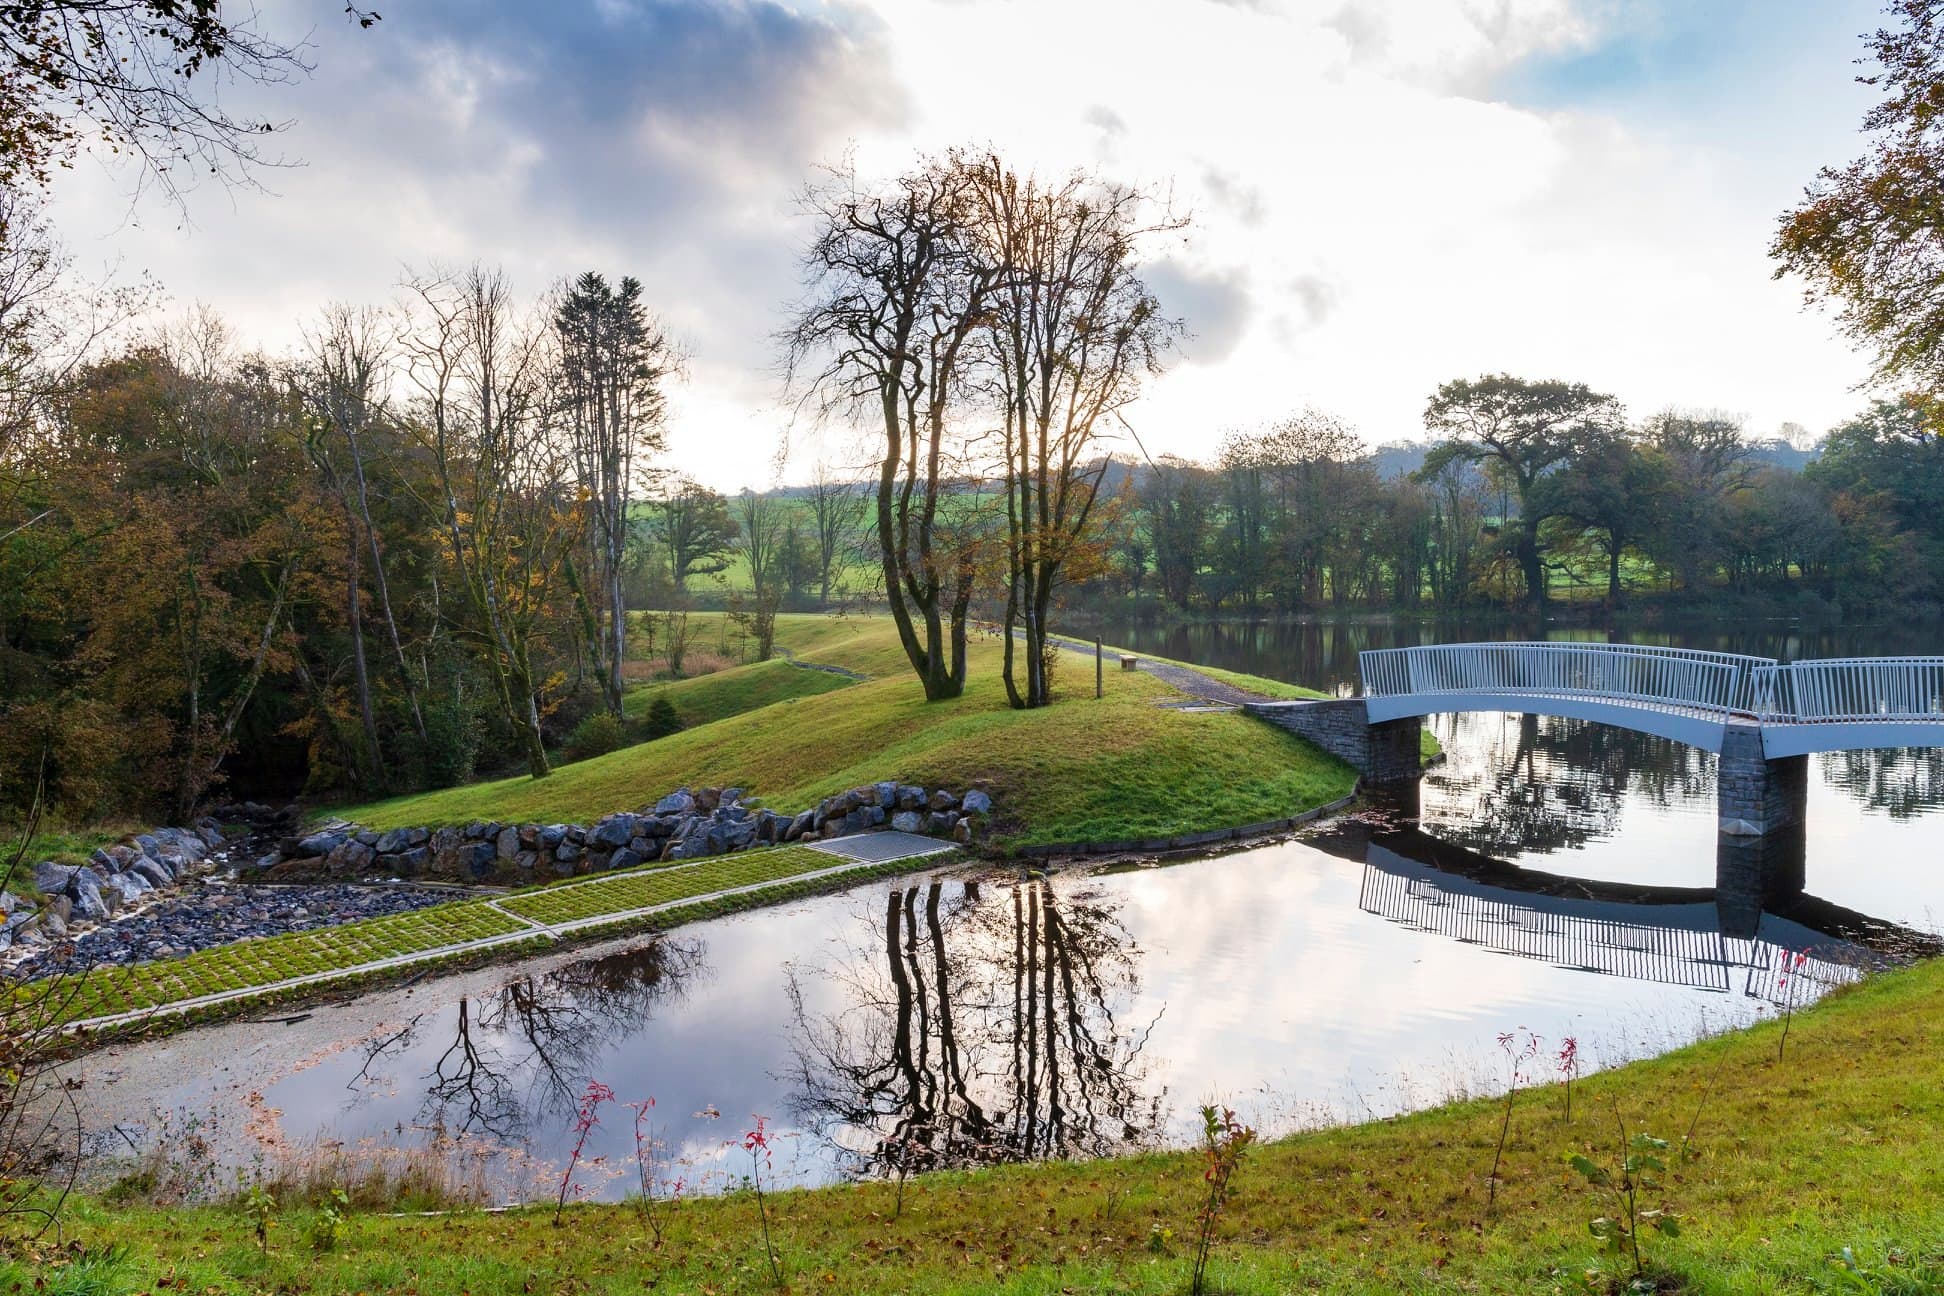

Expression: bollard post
xmin=1095 ymin=637 xmax=1103 ymax=698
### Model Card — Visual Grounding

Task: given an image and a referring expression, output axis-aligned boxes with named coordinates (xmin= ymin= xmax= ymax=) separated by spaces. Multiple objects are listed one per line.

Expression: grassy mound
xmin=336 ymin=616 xmax=1354 ymax=848
xmin=621 ymin=656 xmax=854 ymax=729
xmin=28 ymin=947 xmax=1944 ymax=1293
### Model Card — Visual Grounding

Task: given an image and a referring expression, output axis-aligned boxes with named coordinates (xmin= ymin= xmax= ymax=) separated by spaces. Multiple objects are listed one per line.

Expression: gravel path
xmin=1044 ymin=634 xmax=1270 ymax=706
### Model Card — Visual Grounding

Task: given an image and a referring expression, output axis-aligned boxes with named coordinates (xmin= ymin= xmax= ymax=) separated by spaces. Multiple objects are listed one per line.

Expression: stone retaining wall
xmin=1241 ymin=699 xmax=1424 ymax=782
xmin=274 ymin=782 xmax=993 ymax=884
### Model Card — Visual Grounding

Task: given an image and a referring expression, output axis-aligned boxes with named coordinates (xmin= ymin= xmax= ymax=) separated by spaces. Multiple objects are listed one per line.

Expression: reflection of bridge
xmin=1356 ymin=846 xmax=1866 ymax=1000
xmin=1247 ymin=643 xmax=1944 ymax=923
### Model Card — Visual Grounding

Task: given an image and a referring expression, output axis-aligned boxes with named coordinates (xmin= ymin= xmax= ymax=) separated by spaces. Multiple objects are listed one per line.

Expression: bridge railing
xmin=1752 ymin=658 xmax=1944 ymax=725
xmin=1360 ymin=643 xmax=1773 ymax=715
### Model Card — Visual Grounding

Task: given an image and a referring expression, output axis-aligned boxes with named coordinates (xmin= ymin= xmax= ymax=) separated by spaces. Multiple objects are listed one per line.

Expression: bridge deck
xmin=1359 ymin=645 xmax=1944 ymax=756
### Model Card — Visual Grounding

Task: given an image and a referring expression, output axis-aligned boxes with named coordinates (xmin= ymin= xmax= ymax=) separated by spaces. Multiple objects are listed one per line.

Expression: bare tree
xmin=805 ymin=458 xmax=866 ymax=605
xmin=967 ymin=156 xmax=1180 ymax=708
xmin=397 ymin=265 xmax=566 ymax=779
xmin=554 ymin=272 xmax=674 ymax=719
xmin=734 ymin=488 xmax=784 ymax=660
xmin=788 ymin=153 xmax=997 ymax=701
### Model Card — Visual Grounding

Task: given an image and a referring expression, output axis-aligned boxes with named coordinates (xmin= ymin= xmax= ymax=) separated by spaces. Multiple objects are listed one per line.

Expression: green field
xmin=335 ymin=615 xmax=1357 ymax=848
xmin=22 ymin=947 xmax=1944 ymax=1294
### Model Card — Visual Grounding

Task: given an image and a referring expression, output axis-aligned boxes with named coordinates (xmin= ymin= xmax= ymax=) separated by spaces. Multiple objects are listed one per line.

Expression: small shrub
xmin=1567 ymin=1122 xmax=1683 ymax=1287
xmin=643 ymin=697 xmax=682 ymax=741
xmin=307 ymin=1186 xmax=350 ymax=1252
xmin=566 ymin=712 xmax=626 ymax=761
xmin=1190 ymin=1104 xmax=1255 ymax=1296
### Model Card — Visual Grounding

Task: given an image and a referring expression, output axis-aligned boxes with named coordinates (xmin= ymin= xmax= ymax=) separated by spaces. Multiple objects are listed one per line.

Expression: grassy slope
xmin=338 ymin=616 xmax=1356 ymax=848
xmin=34 ymin=955 xmax=1944 ymax=1294
xmin=621 ymin=657 xmax=854 ymax=728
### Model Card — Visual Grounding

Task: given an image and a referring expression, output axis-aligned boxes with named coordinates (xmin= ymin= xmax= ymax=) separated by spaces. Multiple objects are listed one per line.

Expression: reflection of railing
xmin=1358 ymin=849 xmax=1864 ymax=999
xmin=1359 ymin=644 xmax=1770 ymax=716
xmin=1752 ymin=658 xmax=1944 ymax=725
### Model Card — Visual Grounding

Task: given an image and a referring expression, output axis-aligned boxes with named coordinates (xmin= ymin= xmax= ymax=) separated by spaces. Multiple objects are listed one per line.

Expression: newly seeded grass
xmin=500 ymin=845 xmax=850 ymax=926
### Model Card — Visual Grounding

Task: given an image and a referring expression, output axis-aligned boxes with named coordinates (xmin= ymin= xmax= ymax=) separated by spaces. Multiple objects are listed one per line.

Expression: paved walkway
xmin=1043 ymin=633 xmax=1270 ymax=706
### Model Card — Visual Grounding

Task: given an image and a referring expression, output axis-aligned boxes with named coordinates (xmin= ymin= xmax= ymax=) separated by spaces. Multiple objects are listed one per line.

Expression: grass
xmin=335 ymin=617 xmax=1358 ymax=849
xmin=12 ymin=843 xmax=929 ymax=1025
xmin=499 ymin=844 xmax=851 ymax=926
xmin=621 ymin=656 xmax=854 ymax=729
xmin=18 ymin=950 xmax=1944 ymax=1293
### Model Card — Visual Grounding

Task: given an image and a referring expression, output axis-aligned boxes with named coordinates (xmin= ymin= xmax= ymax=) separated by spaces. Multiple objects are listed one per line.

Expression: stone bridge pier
xmin=1243 ymin=699 xmax=1811 ymax=930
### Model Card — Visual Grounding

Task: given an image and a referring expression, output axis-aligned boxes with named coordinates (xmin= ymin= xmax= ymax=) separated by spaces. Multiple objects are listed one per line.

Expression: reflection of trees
xmin=785 ymin=880 xmax=1165 ymax=1179
xmin=356 ymin=939 xmax=705 ymax=1141
xmin=1422 ymin=714 xmax=1710 ymax=858
xmin=1819 ymin=747 xmax=1944 ymax=819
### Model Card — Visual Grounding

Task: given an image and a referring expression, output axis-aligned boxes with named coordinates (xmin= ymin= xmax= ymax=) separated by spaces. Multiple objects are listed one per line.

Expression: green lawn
xmin=24 ymin=948 xmax=1944 ymax=1294
xmin=336 ymin=618 xmax=1358 ymax=849
xmin=622 ymin=656 xmax=855 ymax=728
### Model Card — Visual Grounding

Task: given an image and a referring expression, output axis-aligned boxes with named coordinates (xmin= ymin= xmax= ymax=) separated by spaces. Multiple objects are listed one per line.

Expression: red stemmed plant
xmin=1557 ymin=1036 xmax=1581 ymax=1121
xmin=743 ymin=1116 xmax=783 ymax=1288
xmin=1776 ymin=949 xmax=1810 ymax=1060
xmin=554 ymin=1080 xmax=614 ymax=1226
xmin=1488 ymin=1028 xmax=1541 ymax=1211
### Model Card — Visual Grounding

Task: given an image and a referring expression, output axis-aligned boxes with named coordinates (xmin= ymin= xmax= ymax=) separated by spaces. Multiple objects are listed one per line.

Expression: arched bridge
xmin=1243 ymin=644 xmax=1944 ymax=877
xmin=1357 ymin=643 xmax=1944 ymax=758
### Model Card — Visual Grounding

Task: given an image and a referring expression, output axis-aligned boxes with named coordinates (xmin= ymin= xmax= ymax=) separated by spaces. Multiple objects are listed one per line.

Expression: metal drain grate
xmin=804 ymin=830 xmax=957 ymax=864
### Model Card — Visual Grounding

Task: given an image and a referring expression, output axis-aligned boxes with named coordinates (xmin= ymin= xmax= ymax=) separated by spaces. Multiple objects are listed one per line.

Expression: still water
xmin=100 ymin=616 xmax=1944 ymax=1198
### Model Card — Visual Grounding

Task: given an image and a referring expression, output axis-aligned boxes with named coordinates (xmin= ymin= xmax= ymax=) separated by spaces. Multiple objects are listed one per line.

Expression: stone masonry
xmin=1242 ymin=699 xmax=1423 ymax=783
xmin=1716 ymin=721 xmax=1808 ymax=838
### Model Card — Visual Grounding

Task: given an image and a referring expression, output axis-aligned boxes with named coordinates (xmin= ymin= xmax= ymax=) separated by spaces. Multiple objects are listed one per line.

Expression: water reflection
xmin=784 ymin=880 xmax=1166 ymax=1179
xmin=1818 ymin=747 xmax=1944 ymax=819
xmin=352 ymin=940 xmax=705 ymax=1142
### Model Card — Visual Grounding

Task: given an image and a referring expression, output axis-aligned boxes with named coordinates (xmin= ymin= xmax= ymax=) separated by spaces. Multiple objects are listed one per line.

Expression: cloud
xmin=1146 ymin=260 xmax=1254 ymax=365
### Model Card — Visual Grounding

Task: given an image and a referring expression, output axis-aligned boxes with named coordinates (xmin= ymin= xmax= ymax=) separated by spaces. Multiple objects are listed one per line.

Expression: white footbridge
xmin=1358 ymin=644 xmax=1944 ymax=757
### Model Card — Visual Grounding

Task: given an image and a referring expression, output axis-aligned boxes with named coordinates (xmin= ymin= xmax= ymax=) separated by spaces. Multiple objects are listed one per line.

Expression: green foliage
xmin=242 ymin=1179 xmax=277 ymax=1254
xmin=1191 ymin=1104 xmax=1256 ymax=1296
xmin=307 ymin=1187 xmax=350 ymax=1253
xmin=1567 ymin=1127 xmax=1683 ymax=1285
xmin=565 ymin=711 xmax=625 ymax=761
xmin=642 ymin=695 xmax=683 ymax=740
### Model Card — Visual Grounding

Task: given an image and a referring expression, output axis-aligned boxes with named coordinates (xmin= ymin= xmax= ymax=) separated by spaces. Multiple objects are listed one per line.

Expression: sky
xmin=46 ymin=0 xmax=1890 ymax=490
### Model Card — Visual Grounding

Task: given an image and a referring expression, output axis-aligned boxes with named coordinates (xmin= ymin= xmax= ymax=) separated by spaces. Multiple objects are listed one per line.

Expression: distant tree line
xmin=1071 ymin=382 xmax=1943 ymax=619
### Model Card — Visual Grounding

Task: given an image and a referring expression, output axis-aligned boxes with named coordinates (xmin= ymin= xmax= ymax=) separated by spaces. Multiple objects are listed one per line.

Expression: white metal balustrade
xmin=1355 ymin=644 xmax=1944 ymax=756
xmin=1752 ymin=658 xmax=1944 ymax=756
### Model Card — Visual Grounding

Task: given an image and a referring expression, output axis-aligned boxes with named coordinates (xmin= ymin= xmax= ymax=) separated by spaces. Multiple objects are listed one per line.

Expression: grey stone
xmin=297 ymin=829 xmax=348 ymax=857
xmin=519 ymin=824 xmax=539 ymax=848
xmin=463 ymin=821 xmax=490 ymax=841
xmin=32 ymin=860 xmax=77 ymax=895
xmin=374 ymin=829 xmax=410 ymax=855
xmin=897 ymin=785 xmax=926 ymax=811
xmin=355 ymin=830 xmax=381 ymax=848
xmin=394 ymin=846 xmax=431 ymax=875
xmin=590 ymin=816 xmax=635 ymax=848
xmin=134 ymin=834 xmax=160 ymax=855
xmin=841 ymin=805 xmax=886 ymax=834
xmin=875 ymin=781 xmax=899 ymax=809
xmin=538 ymin=823 xmax=569 ymax=848
xmin=496 ymin=826 xmax=521 ymax=859
xmin=326 ymin=840 xmax=376 ymax=872
xmin=431 ymin=826 xmax=465 ymax=853
xmin=927 ymin=789 xmax=957 ymax=812
xmin=103 ymin=873 xmax=145 ymax=905
xmin=513 ymin=850 xmax=538 ymax=872
xmin=406 ymin=827 xmax=431 ymax=847
xmin=197 ymin=824 xmax=226 ymax=848
xmin=926 ymin=811 xmax=958 ymax=835
xmin=960 ymin=789 xmax=993 ymax=816
xmin=554 ymin=840 xmax=581 ymax=864
xmin=129 ymin=857 xmax=172 ymax=889
xmin=638 ymin=815 xmax=674 ymax=838
xmin=466 ymin=842 xmax=498 ymax=877
xmin=891 ymin=811 xmax=924 ymax=834
xmin=36 ymin=906 xmax=67 ymax=939
xmin=786 ymin=809 xmax=815 ymax=842
xmin=0 ymin=890 xmax=11 ymax=918
xmin=70 ymin=874 xmax=109 ymax=921
xmin=953 ymin=819 xmax=974 ymax=844
xmin=608 ymin=848 xmax=643 ymax=871
xmin=654 ymin=790 xmax=696 ymax=816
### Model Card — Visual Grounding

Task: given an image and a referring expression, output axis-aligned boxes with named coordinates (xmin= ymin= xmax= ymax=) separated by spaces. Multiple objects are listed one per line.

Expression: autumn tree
xmin=789 ymin=153 xmax=997 ymax=701
xmin=1773 ymin=0 xmax=1944 ymax=390
xmin=554 ymin=272 xmax=674 ymax=719
xmin=398 ymin=266 xmax=568 ymax=779
xmin=1421 ymin=375 xmax=1624 ymax=613
xmin=1 ymin=1 xmax=377 ymax=200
